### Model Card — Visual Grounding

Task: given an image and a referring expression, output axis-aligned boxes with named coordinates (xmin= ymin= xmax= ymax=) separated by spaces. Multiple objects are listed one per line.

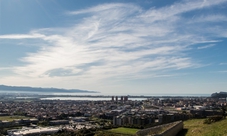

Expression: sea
xmin=41 ymin=93 xmax=210 ymax=101
xmin=0 ymin=90 xmax=210 ymax=101
xmin=40 ymin=97 xmax=147 ymax=101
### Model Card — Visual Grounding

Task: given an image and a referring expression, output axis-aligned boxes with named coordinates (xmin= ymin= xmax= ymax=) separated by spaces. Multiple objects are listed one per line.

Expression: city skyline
xmin=0 ymin=0 xmax=227 ymax=95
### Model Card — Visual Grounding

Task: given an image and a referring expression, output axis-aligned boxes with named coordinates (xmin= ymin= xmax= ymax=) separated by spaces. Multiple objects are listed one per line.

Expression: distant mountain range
xmin=0 ymin=85 xmax=98 ymax=93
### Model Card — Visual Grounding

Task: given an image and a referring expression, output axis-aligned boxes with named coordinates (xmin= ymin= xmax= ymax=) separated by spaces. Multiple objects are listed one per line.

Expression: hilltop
xmin=211 ymin=91 xmax=227 ymax=98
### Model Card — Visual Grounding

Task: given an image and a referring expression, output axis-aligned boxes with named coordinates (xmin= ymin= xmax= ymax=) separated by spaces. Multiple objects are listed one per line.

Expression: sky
xmin=0 ymin=0 xmax=227 ymax=95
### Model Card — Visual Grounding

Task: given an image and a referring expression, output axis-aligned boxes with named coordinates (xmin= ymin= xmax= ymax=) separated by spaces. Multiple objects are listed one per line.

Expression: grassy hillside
xmin=95 ymin=127 xmax=139 ymax=136
xmin=177 ymin=118 xmax=227 ymax=136
xmin=0 ymin=116 xmax=30 ymax=121
xmin=108 ymin=127 xmax=139 ymax=135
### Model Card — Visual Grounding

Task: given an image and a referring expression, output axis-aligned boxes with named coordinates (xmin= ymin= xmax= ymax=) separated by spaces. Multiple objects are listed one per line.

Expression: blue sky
xmin=0 ymin=0 xmax=227 ymax=95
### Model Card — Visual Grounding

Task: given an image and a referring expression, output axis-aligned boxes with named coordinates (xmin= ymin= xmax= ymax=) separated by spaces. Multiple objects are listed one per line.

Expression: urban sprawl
xmin=0 ymin=93 xmax=226 ymax=136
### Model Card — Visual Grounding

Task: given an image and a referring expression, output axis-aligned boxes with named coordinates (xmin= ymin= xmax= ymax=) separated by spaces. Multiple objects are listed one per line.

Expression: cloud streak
xmin=0 ymin=33 xmax=45 ymax=39
xmin=197 ymin=44 xmax=215 ymax=49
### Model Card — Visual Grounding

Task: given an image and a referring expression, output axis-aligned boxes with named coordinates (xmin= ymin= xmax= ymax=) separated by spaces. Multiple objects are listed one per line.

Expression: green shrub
xmin=204 ymin=115 xmax=223 ymax=124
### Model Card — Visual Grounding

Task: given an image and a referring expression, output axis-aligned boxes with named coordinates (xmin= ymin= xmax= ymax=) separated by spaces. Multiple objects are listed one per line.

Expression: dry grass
xmin=177 ymin=118 xmax=227 ymax=136
xmin=0 ymin=116 xmax=30 ymax=121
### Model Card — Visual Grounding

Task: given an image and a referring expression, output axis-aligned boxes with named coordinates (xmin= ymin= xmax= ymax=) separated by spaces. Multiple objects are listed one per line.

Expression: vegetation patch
xmin=203 ymin=115 xmax=223 ymax=124
xmin=177 ymin=118 xmax=227 ymax=136
xmin=108 ymin=127 xmax=139 ymax=135
xmin=0 ymin=116 xmax=30 ymax=121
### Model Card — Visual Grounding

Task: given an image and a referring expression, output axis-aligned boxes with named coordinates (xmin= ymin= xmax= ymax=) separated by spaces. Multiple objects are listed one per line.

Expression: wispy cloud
xmin=220 ymin=63 xmax=227 ymax=65
xmin=218 ymin=71 xmax=227 ymax=73
xmin=0 ymin=33 xmax=45 ymax=39
xmin=197 ymin=44 xmax=215 ymax=49
xmin=141 ymin=0 xmax=227 ymax=20
xmin=0 ymin=67 xmax=13 ymax=71
xmin=190 ymin=15 xmax=227 ymax=23
xmin=67 ymin=3 xmax=141 ymax=15
xmin=0 ymin=0 xmax=226 ymax=86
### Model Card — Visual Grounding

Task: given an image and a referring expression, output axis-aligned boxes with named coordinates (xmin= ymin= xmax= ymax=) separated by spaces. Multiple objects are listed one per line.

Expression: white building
xmin=7 ymin=127 xmax=59 ymax=136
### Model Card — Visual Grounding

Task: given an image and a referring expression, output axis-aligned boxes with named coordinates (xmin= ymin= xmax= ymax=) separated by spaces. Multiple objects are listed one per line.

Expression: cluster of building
xmin=111 ymin=96 xmax=128 ymax=101
xmin=0 ymin=95 xmax=226 ymax=135
xmin=0 ymin=99 xmax=144 ymax=121
xmin=112 ymin=97 xmax=226 ymax=126
xmin=0 ymin=119 xmax=38 ymax=128
xmin=113 ymin=111 xmax=189 ymax=126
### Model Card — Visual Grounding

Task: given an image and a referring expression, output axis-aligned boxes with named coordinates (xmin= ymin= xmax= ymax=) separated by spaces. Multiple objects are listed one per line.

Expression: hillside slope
xmin=177 ymin=118 xmax=227 ymax=136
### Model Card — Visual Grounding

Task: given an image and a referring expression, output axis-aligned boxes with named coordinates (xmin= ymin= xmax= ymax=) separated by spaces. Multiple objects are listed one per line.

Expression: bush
xmin=203 ymin=118 xmax=212 ymax=124
xmin=204 ymin=115 xmax=223 ymax=124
